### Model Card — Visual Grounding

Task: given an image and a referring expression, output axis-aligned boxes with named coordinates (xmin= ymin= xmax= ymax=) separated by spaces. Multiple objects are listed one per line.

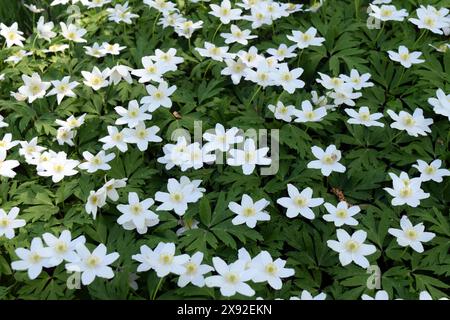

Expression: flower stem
xmin=151 ymin=278 xmax=164 ymax=300
xmin=212 ymin=23 xmax=222 ymax=42
xmin=247 ymin=86 xmax=261 ymax=107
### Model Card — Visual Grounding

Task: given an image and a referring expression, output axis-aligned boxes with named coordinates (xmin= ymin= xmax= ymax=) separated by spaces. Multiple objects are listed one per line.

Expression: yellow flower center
xmin=0 ymin=217 xmax=10 ymax=227
xmin=345 ymin=240 xmax=360 ymax=252
xmin=171 ymin=192 xmax=183 ymax=202
xmin=322 ymin=154 xmax=337 ymax=164
xmin=55 ymin=241 xmax=68 ymax=253
xmin=265 ymin=263 xmax=277 ymax=275
xmin=360 ymin=112 xmax=370 ymax=121
xmin=53 ymin=164 xmax=64 ymax=173
xmin=244 ymin=151 xmax=255 ymax=162
xmin=425 ymin=165 xmax=435 ymax=175
xmin=243 ymin=207 xmax=256 ymax=217
xmin=405 ymin=228 xmax=418 ymax=240
xmin=30 ymin=253 xmax=42 ymax=264
xmin=86 ymin=255 xmax=100 ymax=268
xmin=131 ymin=204 xmax=142 ymax=215
xmin=402 ymin=115 xmax=415 ymax=126
xmin=160 ymin=253 xmax=173 ymax=265
xmin=336 ymin=209 xmax=348 ymax=218
xmin=225 ymin=272 xmax=239 ymax=284
xmin=399 ymin=186 xmax=412 ymax=198
xmin=185 ymin=262 xmax=197 ymax=275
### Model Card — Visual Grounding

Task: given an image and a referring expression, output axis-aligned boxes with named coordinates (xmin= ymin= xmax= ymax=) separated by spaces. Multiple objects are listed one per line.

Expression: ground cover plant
xmin=0 ymin=0 xmax=449 ymax=300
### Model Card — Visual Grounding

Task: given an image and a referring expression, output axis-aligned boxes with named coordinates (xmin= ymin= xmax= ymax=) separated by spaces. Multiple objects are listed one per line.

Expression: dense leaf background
xmin=0 ymin=0 xmax=449 ymax=299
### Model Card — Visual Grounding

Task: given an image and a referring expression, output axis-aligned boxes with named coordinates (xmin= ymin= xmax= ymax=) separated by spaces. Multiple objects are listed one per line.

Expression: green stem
xmin=354 ymin=0 xmax=360 ymax=19
xmin=203 ymin=60 xmax=213 ymax=78
xmin=152 ymin=12 xmax=161 ymax=36
xmin=247 ymin=86 xmax=261 ymax=107
xmin=413 ymin=30 xmax=427 ymax=48
xmin=374 ymin=22 xmax=385 ymax=45
xmin=296 ymin=49 xmax=304 ymax=68
xmin=212 ymin=23 xmax=222 ymax=42
xmin=152 ymin=278 xmax=164 ymax=300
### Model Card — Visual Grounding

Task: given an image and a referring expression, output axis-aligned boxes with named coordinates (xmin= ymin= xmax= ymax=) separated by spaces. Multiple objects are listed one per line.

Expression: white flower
xmin=268 ymin=101 xmax=297 ymax=122
xmin=18 ymin=73 xmax=51 ymax=103
xmin=274 ymin=64 xmax=305 ymax=93
xmin=117 ymin=192 xmax=159 ymax=234
xmin=344 ymin=107 xmax=384 ymax=127
xmin=60 ymin=22 xmax=87 ymax=43
xmin=38 ymin=152 xmax=79 ymax=183
xmin=82 ymin=67 xmax=110 ymax=91
xmin=56 ymin=113 xmax=86 ymax=130
xmin=323 ymin=201 xmax=360 ymax=227
xmin=177 ymin=252 xmax=214 ymax=288
xmin=383 ymin=172 xmax=430 ymax=207
xmin=0 ymin=133 xmax=19 ymax=158
xmin=340 ymin=69 xmax=374 ymax=90
xmin=141 ymin=81 xmax=177 ymax=112
xmin=78 ymin=150 xmax=115 ymax=173
xmin=287 ymin=27 xmax=325 ymax=49
xmin=362 ymin=290 xmax=390 ymax=300
xmin=387 ymin=46 xmax=424 ymax=68
xmin=123 ymin=122 xmax=162 ymax=151
xmin=99 ymin=126 xmax=129 ymax=152
xmin=43 ymin=230 xmax=86 ymax=267
xmin=0 ymin=22 xmax=25 ymax=47
xmin=11 ymin=238 xmax=52 ymax=279
xmin=220 ymin=24 xmax=256 ymax=45
xmin=131 ymin=57 xmax=170 ymax=83
xmin=237 ymin=46 xmax=264 ymax=68
xmin=203 ymin=123 xmax=243 ymax=152
xmin=36 ymin=17 xmax=56 ymax=41
xmin=369 ymin=4 xmax=408 ymax=22
xmin=19 ymin=137 xmax=46 ymax=162
xmin=227 ymin=138 xmax=271 ymax=175
xmin=176 ymin=218 xmax=199 ymax=236
xmin=327 ymin=229 xmax=377 ymax=268
xmin=46 ymin=76 xmax=79 ymax=105
xmin=409 ymin=5 xmax=448 ymax=34
xmin=132 ymin=242 xmax=189 ymax=277
xmin=428 ymin=88 xmax=450 ymax=120
xmin=0 ymin=114 xmax=7 ymax=128
xmin=0 ymin=207 xmax=25 ymax=239
xmin=418 ymin=291 xmax=448 ymax=300
xmin=387 ymin=108 xmax=433 ymax=137
xmin=155 ymin=177 xmax=204 ymax=216
xmin=0 ymin=153 xmax=20 ymax=178
xmin=228 ymin=194 xmax=270 ymax=228
xmin=174 ymin=20 xmax=204 ymax=39
xmin=221 ymin=58 xmax=249 ymax=85
xmin=195 ymin=42 xmax=234 ymax=62
xmin=109 ymin=65 xmax=134 ymax=85
xmin=84 ymin=42 xmax=106 ymax=58
xmin=267 ymin=43 xmax=297 ymax=61
xmin=149 ymin=48 xmax=184 ymax=72
xmin=24 ymin=3 xmax=45 ymax=13
xmin=277 ymin=184 xmax=323 ymax=219
xmin=329 ymin=84 xmax=362 ymax=106
xmin=66 ymin=243 xmax=119 ymax=285
xmin=413 ymin=159 xmax=450 ymax=183
xmin=307 ymin=145 xmax=346 ymax=176
xmin=205 ymin=257 xmax=255 ymax=297
xmin=291 ymin=290 xmax=327 ymax=300
xmin=209 ymin=0 xmax=242 ymax=24
xmin=42 ymin=44 xmax=69 ymax=53
xmin=157 ymin=136 xmax=190 ymax=170
xmin=115 ymin=100 xmax=152 ymax=128
xmin=56 ymin=127 xmax=75 ymax=146
xmin=85 ymin=189 xmax=107 ymax=220
xmin=316 ymin=73 xmax=345 ymax=91
xmin=388 ymin=216 xmax=435 ymax=253
xmin=100 ymin=178 xmax=127 ymax=202
xmin=251 ymin=251 xmax=294 ymax=290
xmin=101 ymin=42 xmax=126 ymax=55
xmin=106 ymin=2 xmax=139 ymax=24
xmin=294 ymin=100 xmax=327 ymax=123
